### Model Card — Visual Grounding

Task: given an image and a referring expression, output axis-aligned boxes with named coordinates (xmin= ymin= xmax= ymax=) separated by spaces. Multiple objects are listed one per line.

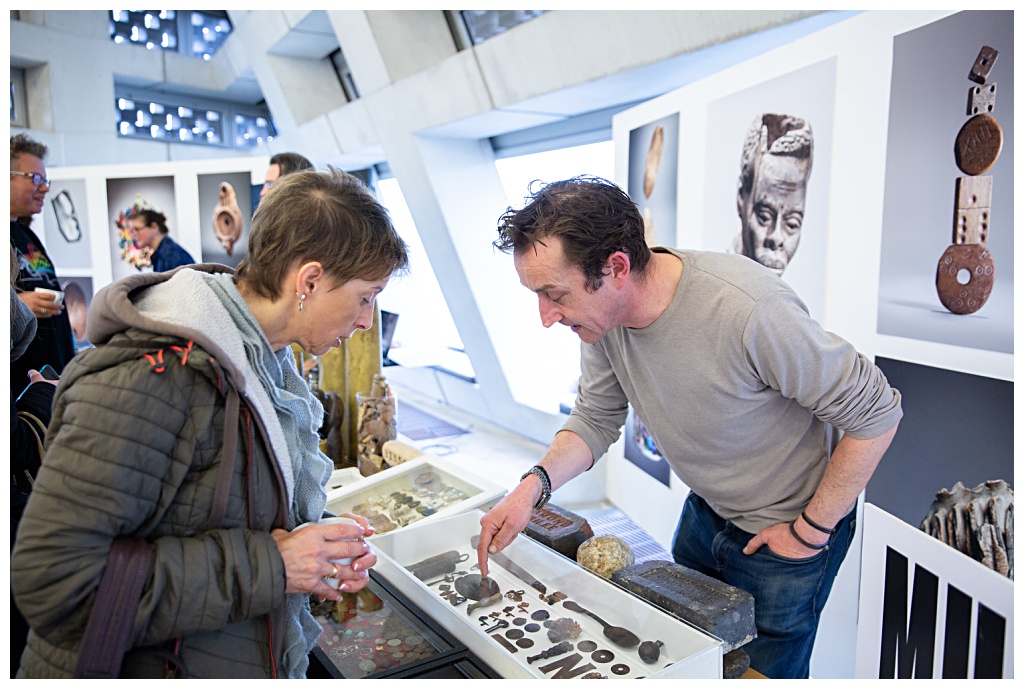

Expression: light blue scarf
xmin=208 ymin=273 xmax=332 ymax=678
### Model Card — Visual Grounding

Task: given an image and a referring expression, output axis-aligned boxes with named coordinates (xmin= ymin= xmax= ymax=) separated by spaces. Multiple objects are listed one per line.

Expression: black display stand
xmin=307 ymin=569 xmax=499 ymax=679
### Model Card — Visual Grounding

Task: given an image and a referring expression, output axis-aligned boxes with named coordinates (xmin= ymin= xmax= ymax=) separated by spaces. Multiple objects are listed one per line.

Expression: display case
xmin=325 ymin=467 xmax=362 ymax=494
xmin=308 ymin=570 xmax=499 ymax=679
xmin=371 ymin=511 xmax=723 ymax=679
xmin=323 ymin=454 xmax=505 ymax=538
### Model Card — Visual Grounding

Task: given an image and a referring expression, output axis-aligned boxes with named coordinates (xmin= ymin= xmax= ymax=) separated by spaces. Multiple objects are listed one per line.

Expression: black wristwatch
xmin=521 ymin=465 xmax=552 ymax=510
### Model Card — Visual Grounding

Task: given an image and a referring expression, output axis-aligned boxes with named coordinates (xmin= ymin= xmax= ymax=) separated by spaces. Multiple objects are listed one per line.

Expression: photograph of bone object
xmin=39 ymin=178 xmax=91 ymax=271
xmin=875 ymin=10 xmax=1013 ymax=354
xmin=626 ymin=112 xmax=679 ymax=248
xmin=197 ymin=171 xmax=253 ymax=268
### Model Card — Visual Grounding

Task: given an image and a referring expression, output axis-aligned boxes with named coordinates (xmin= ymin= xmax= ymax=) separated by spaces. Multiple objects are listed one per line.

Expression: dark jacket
xmin=9 ymin=221 xmax=76 ymax=394
xmin=11 ymin=266 xmax=293 ymax=678
xmin=150 ymin=234 xmax=196 ymax=272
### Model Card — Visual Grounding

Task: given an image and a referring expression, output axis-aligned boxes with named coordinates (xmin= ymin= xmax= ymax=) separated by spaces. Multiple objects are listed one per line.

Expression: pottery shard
xmin=577 ymin=535 xmax=634 ymax=579
xmin=612 ymin=560 xmax=756 ymax=652
xmin=525 ymin=503 xmax=594 ymax=561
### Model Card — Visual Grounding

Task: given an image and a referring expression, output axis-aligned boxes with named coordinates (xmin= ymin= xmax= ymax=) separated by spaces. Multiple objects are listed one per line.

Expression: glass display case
xmin=370 ymin=511 xmax=723 ymax=679
xmin=324 ymin=454 xmax=505 ymax=538
xmin=308 ymin=570 xmax=499 ymax=679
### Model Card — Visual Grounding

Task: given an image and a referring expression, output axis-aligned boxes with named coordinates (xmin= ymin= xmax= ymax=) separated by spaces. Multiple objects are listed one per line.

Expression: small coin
xmin=955 ymin=113 xmax=1003 ymax=175
xmin=516 ymin=638 xmax=534 ymax=649
xmin=358 ymin=659 xmax=377 ymax=673
xmin=577 ymin=640 xmax=598 ymax=652
xmin=505 ymin=628 xmax=525 ymax=640
xmin=393 ymin=652 xmax=405 ymax=659
xmin=592 ymin=649 xmax=615 ymax=663
xmin=405 ymin=635 xmax=423 ymax=645
xmin=524 ymin=623 xmax=541 ymax=633
xmin=531 ymin=610 xmax=550 ymax=621
xmin=513 ymin=617 xmax=527 ymax=626
xmin=388 ymin=638 xmax=402 ymax=647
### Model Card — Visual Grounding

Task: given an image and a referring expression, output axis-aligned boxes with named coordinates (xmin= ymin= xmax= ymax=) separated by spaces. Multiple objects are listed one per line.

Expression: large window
xmin=493 ymin=139 xmax=615 ymax=412
xmin=109 ymin=10 xmax=232 ymax=60
xmin=375 ymin=177 xmax=468 ymax=377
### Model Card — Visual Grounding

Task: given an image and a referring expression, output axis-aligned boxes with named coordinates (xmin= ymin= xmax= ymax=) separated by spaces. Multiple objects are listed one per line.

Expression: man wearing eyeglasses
xmin=10 ymin=134 xmax=76 ymax=395
xmin=261 ymin=152 xmax=314 ymax=198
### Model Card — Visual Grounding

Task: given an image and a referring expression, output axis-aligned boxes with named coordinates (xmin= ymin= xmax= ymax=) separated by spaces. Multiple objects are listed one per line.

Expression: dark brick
xmin=523 ymin=503 xmax=594 ymax=561
xmin=611 ymin=560 xmax=756 ymax=652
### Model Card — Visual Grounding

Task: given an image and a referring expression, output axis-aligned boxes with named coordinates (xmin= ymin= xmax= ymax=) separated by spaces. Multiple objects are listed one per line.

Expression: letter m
xmin=878 ymin=546 xmax=938 ymax=678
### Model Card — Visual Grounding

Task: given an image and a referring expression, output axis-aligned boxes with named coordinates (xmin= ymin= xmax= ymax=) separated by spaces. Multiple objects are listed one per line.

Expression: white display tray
xmin=371 ymin=510 xmax=723 ymax=679
xmin=325 ymin=467 xmax=362 ymax=493
xmin=324 ymin=454 xmax=506 ymax=539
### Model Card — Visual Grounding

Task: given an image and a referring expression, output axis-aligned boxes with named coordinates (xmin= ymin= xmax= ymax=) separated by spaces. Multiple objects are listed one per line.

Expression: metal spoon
xmin=562 ymin=600 xmax=640 ymax=648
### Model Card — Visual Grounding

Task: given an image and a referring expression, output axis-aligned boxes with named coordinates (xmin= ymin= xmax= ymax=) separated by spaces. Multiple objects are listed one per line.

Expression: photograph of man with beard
xmin=729 ymin=113 xmax=813 ymax=277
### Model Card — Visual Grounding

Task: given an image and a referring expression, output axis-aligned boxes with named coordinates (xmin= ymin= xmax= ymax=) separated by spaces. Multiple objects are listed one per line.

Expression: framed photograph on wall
xmin=56 ymin=275 xmax=94 ymax=352
xmin=701 ymin=57 xmax=837 ymax=323
xmin=105 ymin=176 xmax=177 ymax=281
xmin=622 ymin=406 xmax=671 ymax=487
xmin=875 ymin=10 xmax=1013 ymax=356
xmin=626 ymin=113 xmax=679 ymax=249
xmin=197 ymin=171 xmax=254 ymax=268
xmin=36 ymin=178 xmax=91 ymax=271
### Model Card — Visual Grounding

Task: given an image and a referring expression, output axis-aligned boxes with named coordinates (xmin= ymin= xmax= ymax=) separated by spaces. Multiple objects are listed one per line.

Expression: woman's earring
xmin=297 ymin=292 xmax=307 ymax=312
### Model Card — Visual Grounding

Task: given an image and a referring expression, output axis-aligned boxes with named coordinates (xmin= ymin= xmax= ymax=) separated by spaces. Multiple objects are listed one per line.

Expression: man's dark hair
xmin=10 ymin=133 xmax=47 ymax=165
xmin=269 ymin=152 xmax=314 ymax=177
xmin=494 ymin=175 xmax=651 ymax=292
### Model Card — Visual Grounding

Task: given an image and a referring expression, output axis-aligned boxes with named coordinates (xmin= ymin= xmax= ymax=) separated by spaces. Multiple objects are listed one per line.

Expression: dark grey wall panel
xmin=865 ymin=357 xmax=1013 ymax=527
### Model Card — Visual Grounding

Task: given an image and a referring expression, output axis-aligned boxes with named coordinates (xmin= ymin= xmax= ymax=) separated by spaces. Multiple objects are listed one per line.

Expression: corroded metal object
xmin=356 ymin=375 xmax=397 ymax=477
xmin=920 ymin=479 xmax=1013 ymax=579
xmin=577 ymin=535 xmax=635 ymax=579
xmin=527 ymin=640 xmax=573 ymax=664
xmin=638 ymin=639 xmax=663 ymax=665
xmin=562 ymin=600 xmax=640 ymax=648
xmin=546 ymin=617 xmax=583 ymax=643
xmin=455 ymin=573 xmax=500 ymax=601
xmin=467 ymin=592 xmax=504 ymax=614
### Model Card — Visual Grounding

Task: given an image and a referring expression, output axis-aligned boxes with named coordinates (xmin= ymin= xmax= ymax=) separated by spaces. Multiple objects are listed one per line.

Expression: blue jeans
xmin=671 ymin=491 xmax=855 ymax=679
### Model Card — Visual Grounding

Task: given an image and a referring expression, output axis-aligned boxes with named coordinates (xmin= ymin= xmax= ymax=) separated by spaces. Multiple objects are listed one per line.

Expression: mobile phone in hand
xmin=39 ymin=364 xmax=60 ymax=381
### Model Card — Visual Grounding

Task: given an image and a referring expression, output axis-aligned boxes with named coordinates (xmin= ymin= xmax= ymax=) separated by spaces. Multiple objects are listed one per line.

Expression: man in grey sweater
xmin=477 ymin=176 xmax=902 ymax=679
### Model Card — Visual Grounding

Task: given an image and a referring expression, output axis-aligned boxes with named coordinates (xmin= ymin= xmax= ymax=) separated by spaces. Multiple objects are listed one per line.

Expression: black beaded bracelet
xmin=789 ymin=522 xmax=828 ymax=550
xmin=801 ymin=510 xmax=836 ymax=535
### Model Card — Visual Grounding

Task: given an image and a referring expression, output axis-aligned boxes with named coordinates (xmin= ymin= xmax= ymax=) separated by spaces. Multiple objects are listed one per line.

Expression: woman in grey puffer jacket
xmin=11 ymin=169 xmax=409 ymax=678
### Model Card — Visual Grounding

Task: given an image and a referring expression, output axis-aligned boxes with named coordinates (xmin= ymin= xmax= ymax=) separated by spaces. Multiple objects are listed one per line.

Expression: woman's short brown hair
xmin=236 ymin=167 xmax=409 ymax=300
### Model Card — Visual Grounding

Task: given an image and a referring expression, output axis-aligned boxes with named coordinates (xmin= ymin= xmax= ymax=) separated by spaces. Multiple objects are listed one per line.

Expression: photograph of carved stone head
xmin=703 ymin=57 xmax=835 ymax=323
xmin=731 ymin=113 xmax=813 ymax=277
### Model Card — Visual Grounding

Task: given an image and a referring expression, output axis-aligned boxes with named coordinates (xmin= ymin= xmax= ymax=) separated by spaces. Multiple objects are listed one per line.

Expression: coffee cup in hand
xmin=294 ymin=516 xmax=361 ymax=588
xmin=35 ymin=287 xmax=64 ymax=306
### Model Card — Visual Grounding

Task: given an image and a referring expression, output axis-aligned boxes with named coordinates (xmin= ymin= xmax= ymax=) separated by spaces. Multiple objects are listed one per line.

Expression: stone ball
xmin=577 ymin=535 xmax=635 ymax=579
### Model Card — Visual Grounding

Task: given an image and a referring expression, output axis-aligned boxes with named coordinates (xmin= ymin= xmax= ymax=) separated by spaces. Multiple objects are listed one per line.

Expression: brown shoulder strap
xmin=73 ymin=538 xmax=154 ymax=678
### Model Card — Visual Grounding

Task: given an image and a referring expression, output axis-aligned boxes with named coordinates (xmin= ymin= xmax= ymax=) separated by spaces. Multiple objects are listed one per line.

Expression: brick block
xmin=611 ymin=560 xmax=756 ymax=652
xmin=523 ymin=503 xmax=594 ymax=561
